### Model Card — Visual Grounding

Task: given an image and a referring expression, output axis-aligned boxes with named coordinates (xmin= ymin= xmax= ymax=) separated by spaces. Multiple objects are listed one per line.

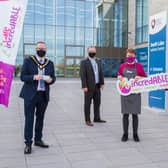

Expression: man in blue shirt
xmin=80 ymin=46 xmax=106 ymax=126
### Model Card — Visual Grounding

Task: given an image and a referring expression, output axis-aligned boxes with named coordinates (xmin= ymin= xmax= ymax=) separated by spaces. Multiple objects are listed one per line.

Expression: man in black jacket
xmin=80 ymin=46 xmax=106 ymax=126
xmin=20 ymin=41 xmax=56 ymax=154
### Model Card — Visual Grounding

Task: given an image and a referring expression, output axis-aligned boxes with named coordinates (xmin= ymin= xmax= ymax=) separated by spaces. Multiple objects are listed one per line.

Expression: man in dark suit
xmin=80 ymin=46 xmax=106 ymax=126
xmin=20 ymin=41 xmax=56 ymax=154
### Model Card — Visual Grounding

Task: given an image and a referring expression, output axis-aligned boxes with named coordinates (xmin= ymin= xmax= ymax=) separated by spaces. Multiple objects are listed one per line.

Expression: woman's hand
xmin=118 ymin=75 xmax=123 ymax=81
xmin=135 ymin=76 xmax=141 ymax=81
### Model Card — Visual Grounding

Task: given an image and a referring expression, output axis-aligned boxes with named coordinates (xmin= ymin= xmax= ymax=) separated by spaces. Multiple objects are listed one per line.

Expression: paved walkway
xmin=1 ymin=79 xmax=168 ymax=168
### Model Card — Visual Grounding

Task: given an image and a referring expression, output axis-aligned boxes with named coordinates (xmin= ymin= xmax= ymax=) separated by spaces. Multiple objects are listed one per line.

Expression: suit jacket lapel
xmin=87 ymin=58 xmax=94 ymax=75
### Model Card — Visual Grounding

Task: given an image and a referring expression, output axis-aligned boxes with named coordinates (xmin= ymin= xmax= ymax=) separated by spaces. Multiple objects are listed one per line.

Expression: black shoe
xmin=133 ymin=134 xmax=140 ymax=142
xmin=34 ymin=140 xmax=49 ymax=148
xmin=121 ymin=134 xmax=128 ymax=142
xmin=86 ymin=121 xmax=94 ymax=126
xmin=24 ymin=144 xmax=32 ymax=154
xmin=94 ymin=119 xmax=106 ymax=123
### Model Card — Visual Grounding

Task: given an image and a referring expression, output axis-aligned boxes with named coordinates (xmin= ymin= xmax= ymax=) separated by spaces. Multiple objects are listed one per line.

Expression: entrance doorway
xmin=64 ymin=45 xmax=85 ymax=77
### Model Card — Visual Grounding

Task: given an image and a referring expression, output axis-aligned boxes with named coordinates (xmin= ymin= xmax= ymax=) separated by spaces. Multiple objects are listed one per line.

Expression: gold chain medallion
xmin=31 ymin=56 xmax=49 ymax=69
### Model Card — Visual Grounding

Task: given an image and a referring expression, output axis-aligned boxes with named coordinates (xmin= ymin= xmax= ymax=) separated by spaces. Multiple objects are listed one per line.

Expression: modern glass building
xmin=16 ymin=0 xmax=98 ymax=77
xmin=136 ymin=0 xmax=148 ymax=44
xmin=96 ymin=0 xmax=128 ymax=77
xmin=97 ymin=0 xmax=128 ymax=48
xmin=15 ymin=0 xmax=129 ymax=77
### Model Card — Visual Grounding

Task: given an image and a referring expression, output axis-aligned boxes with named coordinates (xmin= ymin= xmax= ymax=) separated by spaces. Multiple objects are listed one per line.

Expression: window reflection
xmin=35 ymin=0 xmax=45 ymax=24
xmin=136 ymin=0 xmax=148 ymax=44
xmin=65 ymin=0 xmax=75 ymax=26
xmin=24 ymin=24 xmax=34 ymax=43
xmin=46 ymin=26 xmax=55 ymax=58
xmin=21 ymin=0 xmax=98 ymax=76
xmin=56 ymin=0 xmax=64 ymax=25
xmin=85 ymin=2 xmax=94 ymax=27
xmin=24 ymin=0 xmax=34 ymax=24
xmin=46 ymin=0 xmax=56 ymax=25
xmin=76 ymin=1 xmax=85 ymax=27
xmin=65 ymin=27 xmax=75 ymax=44
xmin=35 ymin=25 xmax=45 ymax=42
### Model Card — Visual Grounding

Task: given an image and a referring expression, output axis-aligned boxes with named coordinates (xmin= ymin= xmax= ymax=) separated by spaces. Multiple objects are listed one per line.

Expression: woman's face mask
xmin=126 ymin=54 xmax=136 ymax=63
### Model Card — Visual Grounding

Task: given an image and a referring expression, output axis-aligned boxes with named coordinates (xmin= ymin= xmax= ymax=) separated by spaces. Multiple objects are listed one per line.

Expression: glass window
xmin=114 ymin=2 xmax=120 ymax=47
xmin=24 ymin=44 xmax=36 ymax=56
xmin=93 ymin=28 xmax=97 ymax=46
xmin=45 ymin=26 xmax=55 ymax=58
xmin=56 ymin=0 xmax=64 ymax=25
xmin=56 ymin=26 xmax=64 ymax=57
xmin=24 ymin=24 xmax=35 ymax=43
xmin=85 ymin=28 xmax=94 ymax=55
xmin=35 ymin=0 xmax=45 ymax=24
xmin=75 ymin=27 xmax=84 ymax=45
xmin=56 ymin=56 xmax=64 ymax=76
xmin=85 ymin=2 xmax=94 ymax=27
xmin=76 ymin=0 xmax=85 ymax=27
xmin=97 ymin=4 xmax=103 ymax=46
xmin=85 ymin=28 xmax=94 ymax=45
xmin=65 ymin=0 xmax=75 ymax=26
xmin=24 ymin=0 xmax=34 ymax=24
xmin=136 ymin=0 xmax=148 ymax=44
xmin=97 ymin=28 xmax=103 ymax=47
xmin=46 ymin=0 xmax=56 ymax=25
xmin=16 ymin=32 xmax=23 ymax=65
xmin=65 ymin=27 xmax=75 ymax=44
xmin=65 ymin=0 xmax=75 ymax=27
xmin=35 ymin=25 xmax=45 ymax=42
xmin=66 ymin=46 xmax=84 ymax=57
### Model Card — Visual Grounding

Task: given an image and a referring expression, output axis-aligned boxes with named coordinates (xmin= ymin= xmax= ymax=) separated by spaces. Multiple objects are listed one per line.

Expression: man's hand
xmin=101 ymin=85 xmax=104 ymax=90
xmin=45 ymin=78 xmax=52 ymax=84
xmin=34 ymin=74 xmax=42 ymax=81
xmin=118 ymin=75 xmax=123 ymax=81
xmin=82 ymin=87 xmax=88 ymax=92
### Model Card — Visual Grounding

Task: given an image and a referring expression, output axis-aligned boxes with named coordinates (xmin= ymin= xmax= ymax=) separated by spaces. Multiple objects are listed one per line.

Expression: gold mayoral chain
xmin=31 ymin=56 xmax=49 ymax=70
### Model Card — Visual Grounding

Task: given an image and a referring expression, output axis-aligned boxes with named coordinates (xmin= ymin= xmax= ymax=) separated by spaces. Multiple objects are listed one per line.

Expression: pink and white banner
xmin=117 ymin=73 xmax=168 ymax=96
xmin=0 ymin=0 xmax=27 ymax=107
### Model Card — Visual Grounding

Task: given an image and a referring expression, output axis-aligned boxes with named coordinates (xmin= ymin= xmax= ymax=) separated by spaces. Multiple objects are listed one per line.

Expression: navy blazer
xmin=19 ymin=56 xmax=56 ymax=102
xmin=80 ymin=58 xmax=104 ymax=91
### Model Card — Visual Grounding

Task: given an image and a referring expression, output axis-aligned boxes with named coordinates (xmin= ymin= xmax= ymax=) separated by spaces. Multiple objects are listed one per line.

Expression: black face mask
xmin=89 ymin=52 xmax=96 ymax=58
xmin=37 ymin=50 xmax=46 ymax=57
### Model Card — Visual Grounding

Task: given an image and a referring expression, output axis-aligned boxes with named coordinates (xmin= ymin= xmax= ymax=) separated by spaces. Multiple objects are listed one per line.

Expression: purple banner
xmin=0 ymin=61 xmax=14 ymax=107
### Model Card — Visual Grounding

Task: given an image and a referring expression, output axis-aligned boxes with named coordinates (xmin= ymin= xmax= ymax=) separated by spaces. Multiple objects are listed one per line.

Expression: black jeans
xmin=24 ymin=91 xmax=48 ymax=145
xmin=122 ymin=114 xmax=138 ymax=135
xmin=84 ymin=85 xmax=101 ymax=122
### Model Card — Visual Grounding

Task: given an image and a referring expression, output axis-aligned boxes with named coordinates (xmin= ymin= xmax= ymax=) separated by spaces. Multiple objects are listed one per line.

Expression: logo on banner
xmin=117 ymin=73 xmax=168 ymax=96
xmin=117 ymin=78 xmax=131 ymax=95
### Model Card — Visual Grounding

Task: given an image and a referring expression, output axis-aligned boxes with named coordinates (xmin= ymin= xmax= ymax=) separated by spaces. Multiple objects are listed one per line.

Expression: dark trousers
xmin=122 ymin=114 xmax=138 ymax=135
xmin=24 ymin=91 xmax=48 ymax=145
xmin=84 ymin=85 xmax=101 ymax=122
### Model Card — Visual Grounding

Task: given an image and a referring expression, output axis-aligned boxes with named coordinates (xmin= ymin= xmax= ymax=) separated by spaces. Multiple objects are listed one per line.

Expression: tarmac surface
xmin=0 ymin=78 xmax=168 ymax=168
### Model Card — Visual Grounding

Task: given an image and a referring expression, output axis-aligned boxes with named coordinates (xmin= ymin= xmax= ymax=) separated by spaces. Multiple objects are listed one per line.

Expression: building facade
xmin=15 ymin=0 xmax=129 ymax=77
xmin=97 ymin=0 xmax=128 ymax=48
xmin=128 ymin=0 xmax=168 ymax=49
xmin=128 ymin=0 xmax=148 ymax=49
xmin=16 ymin=0 xmax=168 ymax=77
xmin=16 ymin=0 xmax=98 ymax=77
